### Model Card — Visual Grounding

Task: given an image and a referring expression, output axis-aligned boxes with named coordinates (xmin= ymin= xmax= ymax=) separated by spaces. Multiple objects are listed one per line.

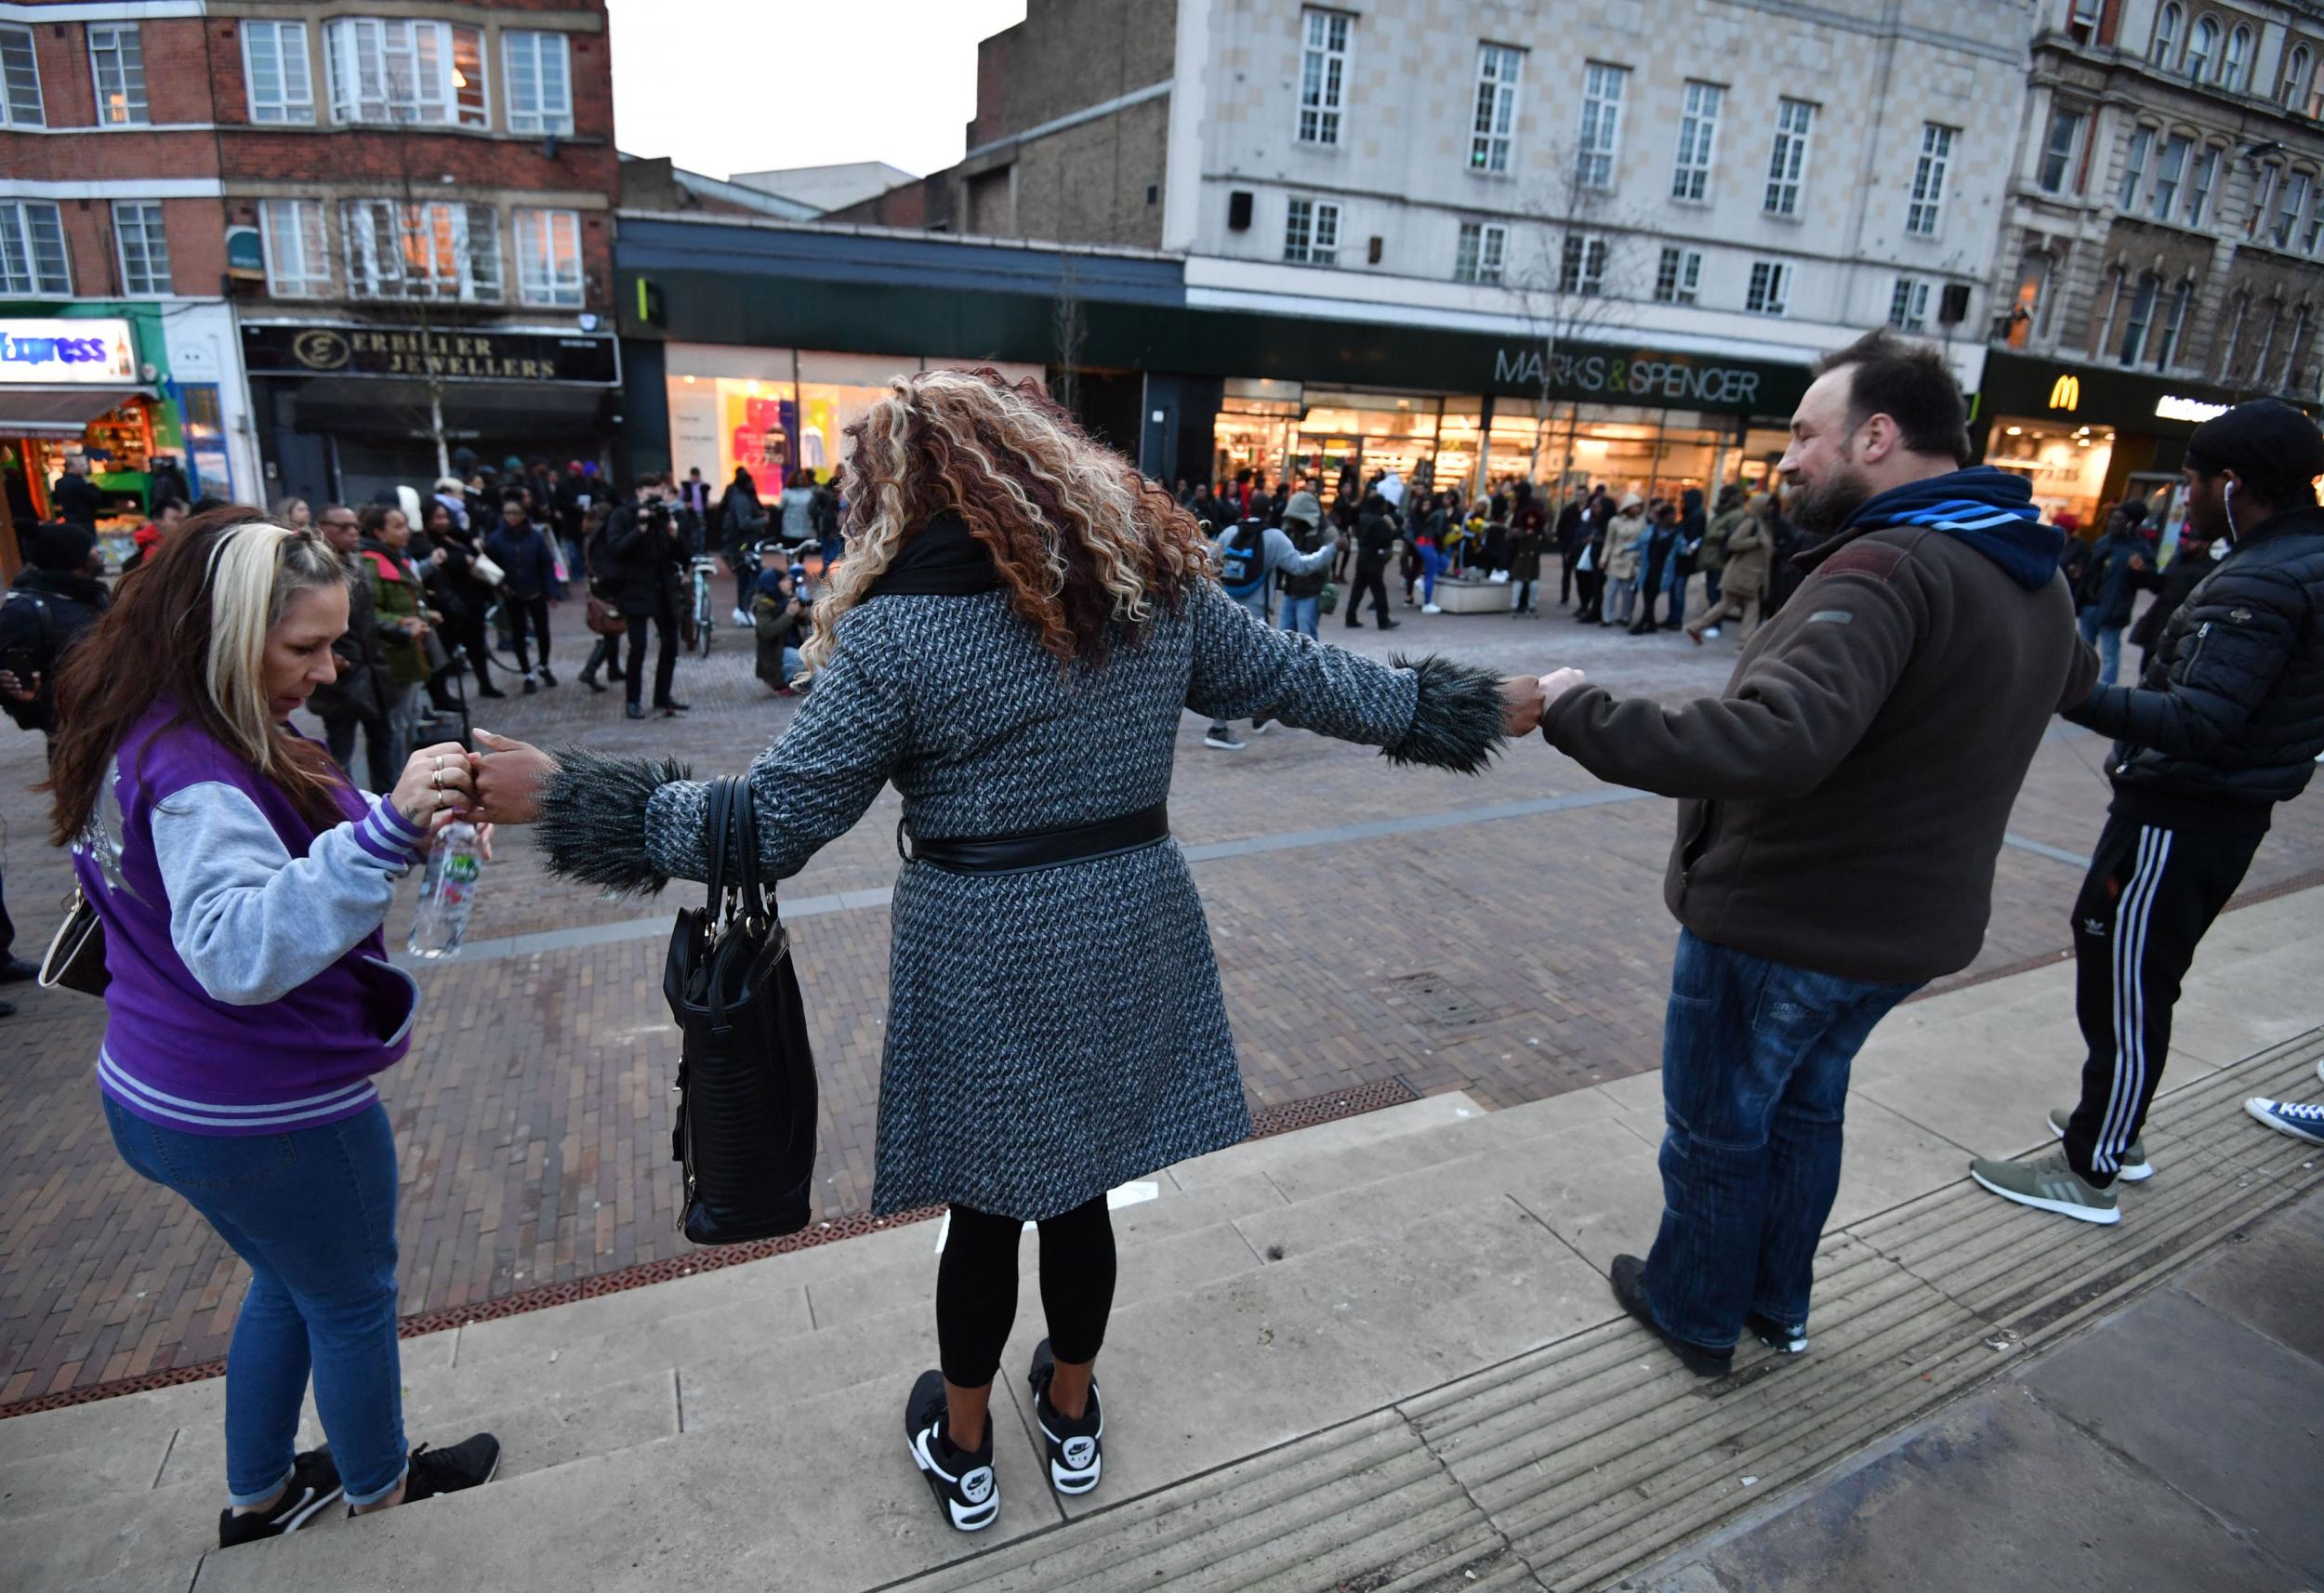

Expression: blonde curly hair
xmin=802 ymin=368 xmax=1209 ymax=669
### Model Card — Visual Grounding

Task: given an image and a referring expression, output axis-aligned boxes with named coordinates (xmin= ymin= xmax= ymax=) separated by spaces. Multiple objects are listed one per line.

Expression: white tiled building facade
xmin=1157 ymin=0 xmax=2041 ymax=381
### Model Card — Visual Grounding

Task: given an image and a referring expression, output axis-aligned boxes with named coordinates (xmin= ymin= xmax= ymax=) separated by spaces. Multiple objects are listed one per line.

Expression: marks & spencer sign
xmin=241 ymin=323 xmax=619 ymax=386
xmin=0 ymin=319 xmax=139 ymax=384
xmin=1489 ymin=346 xmax=1779 ymax=413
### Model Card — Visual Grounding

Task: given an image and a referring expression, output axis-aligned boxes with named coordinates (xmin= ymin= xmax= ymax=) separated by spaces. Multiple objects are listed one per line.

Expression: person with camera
xmin=44 ymin=507 xmax=501 ymax=1547
xmin=751 ymin=541 xmax=812 ymax=694
xmin=608 ymin=476 xmax=689 ymax=720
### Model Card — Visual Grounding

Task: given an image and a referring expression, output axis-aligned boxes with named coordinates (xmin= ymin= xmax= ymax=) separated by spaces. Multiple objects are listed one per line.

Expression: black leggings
xmin=935 ymin=1195 xmax=1116 ymax=1389
xmin=508 ymin=596 xmax=552 ymax=673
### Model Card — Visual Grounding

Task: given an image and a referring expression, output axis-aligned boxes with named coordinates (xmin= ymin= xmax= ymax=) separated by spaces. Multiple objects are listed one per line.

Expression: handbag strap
xmin=703 ymin=775 xmax=735 ymax=915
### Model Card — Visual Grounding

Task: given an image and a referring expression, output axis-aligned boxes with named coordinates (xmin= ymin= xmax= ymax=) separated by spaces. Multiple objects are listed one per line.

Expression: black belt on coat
xmin=900 ymin=802 xmax=1171 ymax=875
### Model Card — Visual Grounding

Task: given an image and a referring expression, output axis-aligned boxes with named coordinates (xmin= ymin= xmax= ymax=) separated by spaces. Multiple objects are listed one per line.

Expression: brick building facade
xmin=1978 ymin=0 xmax=2324 ymax=528
xmin=0 ymin=0 xmax=621 ymax=552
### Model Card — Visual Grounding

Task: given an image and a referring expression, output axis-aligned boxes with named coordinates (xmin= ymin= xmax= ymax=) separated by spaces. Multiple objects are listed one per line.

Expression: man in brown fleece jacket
xmin=1534 ymin=331 xmax=2098 ymax=1378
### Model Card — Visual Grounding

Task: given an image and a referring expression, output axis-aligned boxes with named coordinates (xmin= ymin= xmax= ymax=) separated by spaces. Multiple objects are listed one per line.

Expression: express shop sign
xmin=0 ymin=319 xmax=139 ymax=384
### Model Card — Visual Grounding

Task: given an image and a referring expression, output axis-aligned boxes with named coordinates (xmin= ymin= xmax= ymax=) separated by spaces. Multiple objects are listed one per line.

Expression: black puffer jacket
xmin=2067 ymin=505 xmax=2324 ymax=827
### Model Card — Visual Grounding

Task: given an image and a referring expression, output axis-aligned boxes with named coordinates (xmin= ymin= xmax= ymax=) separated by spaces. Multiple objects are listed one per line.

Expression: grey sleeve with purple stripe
xmin=152 ymin=783 xmax=427 ymax=1007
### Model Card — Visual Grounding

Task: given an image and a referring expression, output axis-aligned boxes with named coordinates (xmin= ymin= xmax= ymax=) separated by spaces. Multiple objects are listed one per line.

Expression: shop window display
xmin=1984 ymin=418 xmax=2117 ymax=528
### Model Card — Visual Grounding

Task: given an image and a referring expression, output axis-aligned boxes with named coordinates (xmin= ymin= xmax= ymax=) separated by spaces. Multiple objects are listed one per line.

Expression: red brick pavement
xmin=3 ymin=599 xmax=2319 ymax=1402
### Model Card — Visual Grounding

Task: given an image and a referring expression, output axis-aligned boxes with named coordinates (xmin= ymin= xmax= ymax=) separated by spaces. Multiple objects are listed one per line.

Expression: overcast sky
xmin=606 ymin=0 xmax=1029 ymax=181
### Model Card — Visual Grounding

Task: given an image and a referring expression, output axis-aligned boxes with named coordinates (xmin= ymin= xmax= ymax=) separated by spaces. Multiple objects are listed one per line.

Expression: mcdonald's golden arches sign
xmin=2048 ymin=375 xmax=2080 ymax=412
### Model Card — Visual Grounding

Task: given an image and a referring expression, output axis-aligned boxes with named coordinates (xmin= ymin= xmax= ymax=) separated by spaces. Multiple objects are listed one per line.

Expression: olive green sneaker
xmin=1968 ymin=1152 xmax=2120 ymax=1225
xmin=2046 ymin=1108 xmax=2152 ymax=1182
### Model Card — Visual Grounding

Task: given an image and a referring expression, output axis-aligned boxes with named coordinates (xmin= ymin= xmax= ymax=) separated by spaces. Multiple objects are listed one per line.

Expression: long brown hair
xmin=46 ymin=507 xmax=351 ymax=846
xmin=807 ymin=368 xmax=1208 ymax=668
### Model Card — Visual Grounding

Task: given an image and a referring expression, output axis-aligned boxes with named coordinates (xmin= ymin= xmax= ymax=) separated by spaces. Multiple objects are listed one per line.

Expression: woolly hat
xmin=27 ymin=520 xmax=96 ymax=573
xmin=1285 ymin=490 xmax=1323 ymax=527
xmin=2184 ymin=400 xmax=2324 ymax=491
xmin=1618 ymin=491 xmax=1644 ymax=512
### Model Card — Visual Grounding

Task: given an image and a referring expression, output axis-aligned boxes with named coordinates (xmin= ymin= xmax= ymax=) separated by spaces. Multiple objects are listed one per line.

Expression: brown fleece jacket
xmin=1540 ymin=521 xmax=2099 ymax=984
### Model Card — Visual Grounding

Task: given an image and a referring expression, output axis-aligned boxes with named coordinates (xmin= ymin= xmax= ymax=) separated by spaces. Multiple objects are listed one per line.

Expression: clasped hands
xmin=1499 ymin=668 xmax=1590 ymax=738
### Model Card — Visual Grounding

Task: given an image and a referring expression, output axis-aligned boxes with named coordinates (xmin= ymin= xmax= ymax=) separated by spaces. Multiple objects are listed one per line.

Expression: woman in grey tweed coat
xmin=470 ymin=369 xmax=1520 ymax=1530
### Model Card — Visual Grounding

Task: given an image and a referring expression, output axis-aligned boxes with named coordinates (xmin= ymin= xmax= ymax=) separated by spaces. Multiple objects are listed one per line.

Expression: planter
xmin=1431 ymin=577 xmax=1513 ymax=614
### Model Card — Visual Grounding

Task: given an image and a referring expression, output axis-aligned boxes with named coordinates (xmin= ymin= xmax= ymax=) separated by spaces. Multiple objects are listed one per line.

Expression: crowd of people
xmin=1 ymin=341 xmax=2320 ymax=1560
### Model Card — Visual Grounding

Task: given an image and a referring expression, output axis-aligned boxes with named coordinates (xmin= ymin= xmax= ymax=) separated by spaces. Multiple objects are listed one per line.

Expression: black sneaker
xmin=218 ymin=1447 xmax=343 ymax=1547
xmin=1609 ymin=1254 xmax=1732 ymax=1378
xmin=1745 ymin=1310 xmax=1809 ymax=1357
xmin=538 ymin=666 xmax=557 ymax=688
xmin=656 ymin=698 xmax=692 ymax=714
xmin=1027 ymin=1338 xmax=1103 ymax=1496
xmin=905 ymin=1370 xmax=998 ymax=1532
xmin=383 ymin=1433 xmax=501 ymax=1509
xmin=625 ymin=703 xmax=646 ymax=719
xmin=522 ymin=678 xmax=537 ymax=695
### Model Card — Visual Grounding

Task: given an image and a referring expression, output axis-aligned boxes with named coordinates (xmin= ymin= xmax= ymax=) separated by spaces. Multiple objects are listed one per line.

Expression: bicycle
xmin=689 ymin=555 xmax=720 ymax=657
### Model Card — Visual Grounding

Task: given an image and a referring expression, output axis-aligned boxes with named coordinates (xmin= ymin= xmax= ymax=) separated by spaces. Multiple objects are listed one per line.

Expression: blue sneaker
xmin=2245 ymin=1097 xmax=2324 ymax=1145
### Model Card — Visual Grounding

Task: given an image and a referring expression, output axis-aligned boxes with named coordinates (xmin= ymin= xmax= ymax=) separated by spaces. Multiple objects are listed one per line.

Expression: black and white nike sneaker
xmin=1027 ymin=1337 xmax=1103 ymax=1496
xmin=217 ymin=1447 xmax=343 ymax=1548
xmin=905 ymin=1370 xmax=999 ymax=1532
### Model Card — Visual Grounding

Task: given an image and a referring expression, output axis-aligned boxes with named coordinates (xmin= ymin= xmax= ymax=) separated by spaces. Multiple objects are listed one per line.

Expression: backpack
xmin=1217 ymin=522 xmax=1269 ymax=599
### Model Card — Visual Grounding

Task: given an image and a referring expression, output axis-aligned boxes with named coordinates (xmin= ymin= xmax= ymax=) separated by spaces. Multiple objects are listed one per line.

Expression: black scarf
xmin=865 ymin=512 xmax=1002 ymax=598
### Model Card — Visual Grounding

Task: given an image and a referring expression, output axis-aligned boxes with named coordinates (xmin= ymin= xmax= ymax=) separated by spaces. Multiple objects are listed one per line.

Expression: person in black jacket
xmin=307 ymin=504 xmax=400 ymax=791
xmin=2075 ymin=502 xmax=2148 ymax=685
xmin=1343 ymin=493 xmax=1402 ymax=631
xmin=2126 ymin=523 xmax=2217 ymax=676
xmin=0 ymin=520 xmax=110 ymax=736
xmin=49 ymin=460 xmax=103 ymax=528
xmin=1973 ymin=401 xmax=2324 ymax=1225
xmin=610 ymin=477 xmax=689 ymax=719
xmin=486 ymin=492 xmax=559 ymax=693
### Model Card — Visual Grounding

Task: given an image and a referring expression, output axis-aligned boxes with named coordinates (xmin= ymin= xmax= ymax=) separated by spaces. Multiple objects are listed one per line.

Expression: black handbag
xmin=664 ymin=775 xmax=819 ymax=1244
xmin=40 ymin=886 xmax=110 ymax=997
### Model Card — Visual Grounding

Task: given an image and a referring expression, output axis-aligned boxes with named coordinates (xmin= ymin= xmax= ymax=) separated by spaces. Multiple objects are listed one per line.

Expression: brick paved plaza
xmin=5 ymin=595 xmax=2320 ymax=1404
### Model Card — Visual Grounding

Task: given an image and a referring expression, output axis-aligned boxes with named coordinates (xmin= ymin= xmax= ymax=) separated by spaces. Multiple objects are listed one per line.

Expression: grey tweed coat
xmin=540 ymin=548 xmax=1503 ymax=1222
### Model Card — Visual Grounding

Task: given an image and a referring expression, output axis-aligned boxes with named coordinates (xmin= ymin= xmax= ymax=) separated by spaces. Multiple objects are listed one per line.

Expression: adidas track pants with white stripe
xmin=2063 ymin=813 xmax=2262 ymax=1189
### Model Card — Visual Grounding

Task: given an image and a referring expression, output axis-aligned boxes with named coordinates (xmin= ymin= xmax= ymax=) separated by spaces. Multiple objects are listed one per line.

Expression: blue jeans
xmin=1278 ymin=595 xmax=1319 ymax=638
xmin=103 ymin=1096 xmax=409 ymax=1506
xmin=1419 ymin=544 xmax=1445 ymax=604
xmin=2078 ymin=608 xmax=2122 ymax=686
xmin=1641 ymin=931 xmax=1921 ymax=1351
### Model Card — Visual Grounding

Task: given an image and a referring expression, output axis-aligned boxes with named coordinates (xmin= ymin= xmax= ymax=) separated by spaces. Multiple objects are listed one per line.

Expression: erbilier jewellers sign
xmin=241 ymin=323 xmax=620 ymax=386
xmin=1492 ymin=346 xmax=1766 ymax=410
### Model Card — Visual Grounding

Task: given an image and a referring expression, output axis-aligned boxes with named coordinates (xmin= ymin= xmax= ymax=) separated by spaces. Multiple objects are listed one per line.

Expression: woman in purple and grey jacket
xmin=44 ymin=508 xmax=500 ymax=1551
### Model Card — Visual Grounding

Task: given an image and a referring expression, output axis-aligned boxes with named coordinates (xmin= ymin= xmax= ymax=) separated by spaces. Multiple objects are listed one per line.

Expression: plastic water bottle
xmin=407 ymin=822 xmax=483 ymax=958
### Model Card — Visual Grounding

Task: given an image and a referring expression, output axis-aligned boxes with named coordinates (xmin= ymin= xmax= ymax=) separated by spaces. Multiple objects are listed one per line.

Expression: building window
xmin=1469 ymin=44 xmax=1521 ymax=174
xmin=2216 ymin=293 xmax=2248 ymax=378
xmin=2152 ymin=3 xmax=2184 ymax=65
xmin=2303 ymin=181 xmax=2324 ymax=254
xmin=1906 ymin=124 xmax=1954 ymax=235
xmin=0 ymin=24 xmax=42 ymax=127
xmin=88 ymin=23 xmax=148 ymax=126
xmin=2283 ymin=307 xmax=2311 ymax=389
xmin=1671 ymin=80 xmax=1723 ymax=202
xmin=0 ymin=201 xmax=70 ymax=295
xmin=2249 ymin=163 xmax=2280 ymax=237
xmin=1453 ymin=220 xmax=1506 ymax=283
xmin=2067 ymin=0 xmax=2104 ymax=44
xmin=2119 ymin=270 xmax=2160 ymax=364
xmin=113 ymin=201 xmax=170 ymax=295
xmin=2118 ymin=125 xmax=2153 ymax=210
xmin=325 ymin=18 xmax=487 ymax=127
xmin=1653 ymin=245 xmax=1702 ymax=305
xmin=2224 ymin=24 xmax=2251 ymax=90
xmin=1558 ymin=232 xmax=1607 ymax=295
xmin=260 ymin=199 xmax=332 ymax=297
xmin=504 ymin=30 xmax=572 ymax=137
xmin=1575 ymin=62 xmax=1627 ymax=190
xmin=241 ymin=20 xmax=313 ymax=124
xmin=2151 ymin=135 xmax=2190 ymax=218
xmin=1764 ymin=98 xmax=1814 ymax=216
xmin=342 ymin=199 xmax=503 ymax=301
xmin=1297 ymin=9 xmax=1349 ymax=147
xmin=2187 ymin=145 xmax=2221 ymax=226
xmin=2185 ymin=15 xmax=2217 ymax=79
xmin=2283 ymin=46 xmax=2315 ymax=112
xmin=1283 ymin=197 xmax=1340 ymax=265
xmin=2251 ymin=302 xmax=2280 ymax=381
xmin=1746 ymin=259 xmax=1789 ymax=315
xmin=2009 ymin=251 xmax=2053 ymax=347
xmin=2273 ymin=171 xmax=2312 ymax=249
xmin=2154 ymin=280 xmax=2193 ymax=368
xmin=515 ymin=207 xmax=583 ymax=305
xmin=2038 ymin=108 xmax=2083 ymax=193
xmin=1888 ymin=276 xmax=1931 ymax=331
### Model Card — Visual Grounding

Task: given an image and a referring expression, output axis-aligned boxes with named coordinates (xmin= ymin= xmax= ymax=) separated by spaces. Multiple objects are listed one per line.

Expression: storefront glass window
xmin=1986 ymin=418 xmax=2116 ymax=529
